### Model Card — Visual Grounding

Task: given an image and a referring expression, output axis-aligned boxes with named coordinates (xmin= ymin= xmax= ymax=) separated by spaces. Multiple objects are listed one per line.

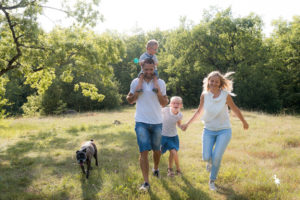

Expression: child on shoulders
xmin=137 ymin=39 xmax=159 ymax=93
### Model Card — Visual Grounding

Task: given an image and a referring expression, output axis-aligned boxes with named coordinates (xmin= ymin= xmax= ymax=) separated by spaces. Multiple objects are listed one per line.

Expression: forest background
xmin=1 ymin=0 xmax=299 ymax=117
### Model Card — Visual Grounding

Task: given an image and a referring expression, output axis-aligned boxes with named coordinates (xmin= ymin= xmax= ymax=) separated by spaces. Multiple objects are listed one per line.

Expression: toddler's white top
xmin=162 ymin=106 xmax=183 ymax=137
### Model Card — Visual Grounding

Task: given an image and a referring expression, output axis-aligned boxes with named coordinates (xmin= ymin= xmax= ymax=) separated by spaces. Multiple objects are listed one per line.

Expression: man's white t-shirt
xmin=130 ymin=78 xmax=166 ymax=124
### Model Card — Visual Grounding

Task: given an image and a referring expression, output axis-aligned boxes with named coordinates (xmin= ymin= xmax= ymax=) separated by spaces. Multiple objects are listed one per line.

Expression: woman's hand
xmin=243 ymin=121 xmax=249 ymax=130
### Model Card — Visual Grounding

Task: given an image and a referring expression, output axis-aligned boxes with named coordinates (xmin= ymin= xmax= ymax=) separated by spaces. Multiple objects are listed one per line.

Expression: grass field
xmin=0 ymin=107 xmax=300 ymax=200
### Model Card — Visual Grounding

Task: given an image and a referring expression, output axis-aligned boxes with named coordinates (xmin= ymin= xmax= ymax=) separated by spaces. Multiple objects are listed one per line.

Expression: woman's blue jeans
xmin=202 ymin=128 xmax=232 ymax=181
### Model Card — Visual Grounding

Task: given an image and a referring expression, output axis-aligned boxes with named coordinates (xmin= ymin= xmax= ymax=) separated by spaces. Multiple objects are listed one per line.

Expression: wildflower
xmin=273 ymin=174 xmax=280 ymax=186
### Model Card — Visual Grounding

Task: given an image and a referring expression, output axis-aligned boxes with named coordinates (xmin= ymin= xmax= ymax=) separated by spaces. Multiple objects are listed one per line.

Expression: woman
xmin=181 ymin=71 xmax=249 ymax=191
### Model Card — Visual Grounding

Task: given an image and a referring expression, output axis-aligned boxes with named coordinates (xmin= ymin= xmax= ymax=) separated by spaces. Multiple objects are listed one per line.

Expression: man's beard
xmin=144 ymin=73 xmax=154 ymax=79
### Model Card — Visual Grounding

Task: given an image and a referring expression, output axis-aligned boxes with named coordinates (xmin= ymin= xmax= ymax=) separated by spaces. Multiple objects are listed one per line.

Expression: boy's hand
xmin=139 ymin=73 xmax=144 ymax=79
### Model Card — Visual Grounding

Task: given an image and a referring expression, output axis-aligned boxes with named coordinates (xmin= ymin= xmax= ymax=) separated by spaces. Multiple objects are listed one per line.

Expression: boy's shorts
xmin=135 ymin=122 xmax=162 ymax=153
xmin=160 ymin=135 xmax=179 ymax=154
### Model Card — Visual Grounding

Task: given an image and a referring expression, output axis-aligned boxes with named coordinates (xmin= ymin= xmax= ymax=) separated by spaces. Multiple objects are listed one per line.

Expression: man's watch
xmin=152 ymin=88 xmax=158 ymax=93
xmin=136 ymin=89 xmax=143 ymax=93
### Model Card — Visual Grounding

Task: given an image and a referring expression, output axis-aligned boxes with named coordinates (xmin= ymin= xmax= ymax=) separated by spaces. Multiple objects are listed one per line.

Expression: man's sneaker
xmin=209 ymin=180 xmax=217 ymax=191
xmin=206 ymin=162 xmax=212 ymax=172
xmin=152 ymin=169 xmax=160 ymax=178
xmin=139 ymin=182 xmax=150 ymax=191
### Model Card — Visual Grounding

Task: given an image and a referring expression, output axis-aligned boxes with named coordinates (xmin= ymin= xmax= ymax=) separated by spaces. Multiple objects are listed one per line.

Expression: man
xmin=127 ymin=58 xmax=168 ymax=191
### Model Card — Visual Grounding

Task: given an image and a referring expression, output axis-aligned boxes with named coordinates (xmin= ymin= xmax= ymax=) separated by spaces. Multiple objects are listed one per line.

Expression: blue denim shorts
xmin=160 ymin=135 xmax=179 ymax=154
xmin=135 ymin=122 xmax=162 ymax=152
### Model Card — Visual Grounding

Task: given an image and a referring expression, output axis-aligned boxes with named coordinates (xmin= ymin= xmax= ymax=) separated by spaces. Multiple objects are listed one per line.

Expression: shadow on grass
xmin=0 ymin=154 xmax=76 ymax=199
xmin=94 ymin=131 xmax=139 ymax=172
xmin=0 ymin=126 xmax=214 ymax=199
xmin=181 ymin=176 xmax=211 ymax=200
xmin=77 ymin=130 xmax=140 ymax=199
xmin=161 ymin=178 xmax=185 ymax=200
xmin=216 ymin=184 xmax=248 ymax=200
xmin=148 ymin=190 xmax=161 ymax=200
xmin=0 ymin=130 xmax=77 ymax=199
xmin=79 ymin=174 xmax=103 ymax=200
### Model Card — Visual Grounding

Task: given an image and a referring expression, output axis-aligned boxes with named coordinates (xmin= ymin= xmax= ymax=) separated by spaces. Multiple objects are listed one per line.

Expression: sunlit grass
xmin=0 ymin=108 xmax=299 ymax=199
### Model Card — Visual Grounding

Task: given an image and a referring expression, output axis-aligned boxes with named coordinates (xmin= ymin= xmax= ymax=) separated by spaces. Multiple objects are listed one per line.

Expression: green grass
xmin=0 ymin=107 xmax=299 ymax=200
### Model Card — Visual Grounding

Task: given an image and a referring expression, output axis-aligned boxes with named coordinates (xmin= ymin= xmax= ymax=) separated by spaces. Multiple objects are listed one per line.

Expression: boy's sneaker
xmin=176 ymin=169 xmax=183 ymax=176
xmin=209 ymin=180 xmax=217 ymax=191
xmin=167 ymin=168 xmax=174 ymax=177
xmin=139 ymin=182 xmax=150 ymax=191
xmin=206 ymin=162 xmax=212 ymax=172
xmin=152 ymin=169 xmax=160 ymax=178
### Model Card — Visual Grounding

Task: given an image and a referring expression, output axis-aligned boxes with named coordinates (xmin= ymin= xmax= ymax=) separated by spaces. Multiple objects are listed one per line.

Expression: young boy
xmin=161 ymin=96 xmax=184 ymax=176
xmin=137 ymin=39 xmax=159 ymax=93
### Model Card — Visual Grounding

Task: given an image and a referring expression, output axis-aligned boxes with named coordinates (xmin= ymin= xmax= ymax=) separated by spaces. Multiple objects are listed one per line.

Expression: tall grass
xmin=0 ymin=108 xmax=299 ymax=199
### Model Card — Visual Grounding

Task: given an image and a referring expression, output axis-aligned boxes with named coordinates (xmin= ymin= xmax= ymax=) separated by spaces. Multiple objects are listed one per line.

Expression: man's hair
xmin=142 ymin=58 xmax=155 ymax=67
xmin=146 ymin=39 xmax=159 ymax=48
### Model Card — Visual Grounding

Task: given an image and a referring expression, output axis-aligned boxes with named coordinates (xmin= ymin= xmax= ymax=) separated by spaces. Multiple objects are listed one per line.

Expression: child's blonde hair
xmin=203 ymin=71 xmax=235 ymax=95
xmin=146 ymin=39 xmax=159 ymax=49
xmin=170 ymin=96 xmax=183 ymax=104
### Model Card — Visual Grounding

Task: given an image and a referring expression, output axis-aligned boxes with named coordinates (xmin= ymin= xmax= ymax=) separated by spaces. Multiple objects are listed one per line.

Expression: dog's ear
xmin=76 ymin=150 xmax=79 ymax=154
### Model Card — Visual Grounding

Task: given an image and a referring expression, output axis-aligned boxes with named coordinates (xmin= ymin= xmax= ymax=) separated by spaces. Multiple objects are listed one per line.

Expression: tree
xmin=268 ymin=16 xmax=300 ymax=112
xmin=1 ymin=0 xmax=125 ymax=115
xmin=0 ymin=0 xmax=102 ymax=76
xmin=20 ymin=27 xmax=125 ymax=115
xmin=160 ymin=8 xmax=281 ymax=112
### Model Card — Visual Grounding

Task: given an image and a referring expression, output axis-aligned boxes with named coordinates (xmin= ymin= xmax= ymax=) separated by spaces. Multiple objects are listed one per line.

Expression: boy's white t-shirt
xmin=162 ymin=106 xmax=183 ymax=137
xmin=130 ymin=78 xmax=166 ymax=124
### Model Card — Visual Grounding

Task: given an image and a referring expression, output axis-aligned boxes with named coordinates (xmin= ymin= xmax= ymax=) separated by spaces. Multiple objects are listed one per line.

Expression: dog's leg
xmin=92 ymin=143 xmax=99 ymax=166
xmin=80 ymin=164 xmax=86 ymax=174
xmin=94 ymin=150 xmax=99 ymax=166
xmin=86 ymin=159 xmax=91 ymax=179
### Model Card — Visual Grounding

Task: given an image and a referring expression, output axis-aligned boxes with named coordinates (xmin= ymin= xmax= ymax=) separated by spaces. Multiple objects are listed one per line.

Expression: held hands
xmin=180 ymin=124 xmax=188 ymax=131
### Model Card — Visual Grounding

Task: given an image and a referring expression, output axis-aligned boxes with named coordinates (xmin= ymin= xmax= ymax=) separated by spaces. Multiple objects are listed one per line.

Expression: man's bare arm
xmin=126 ymin=91 xmax=140 ymax=104
xmin=157 ymin=89 xmax=168 ymax=107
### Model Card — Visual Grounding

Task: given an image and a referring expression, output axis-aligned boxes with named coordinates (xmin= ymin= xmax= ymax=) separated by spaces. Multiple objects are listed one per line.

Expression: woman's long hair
xmin=202 ymin=71 xmax=235 ymax=95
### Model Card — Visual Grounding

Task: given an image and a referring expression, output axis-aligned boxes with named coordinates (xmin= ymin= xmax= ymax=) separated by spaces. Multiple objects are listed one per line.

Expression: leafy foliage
xmin=1 ymin=5 xmax=299 ymax=115
xmin=268 ymin=16 xmax=300 ymax=112
xmin=156 ymin=8 xmax=282 ymax=112
xmin=1 ymin=0 xmax=125 ymax=116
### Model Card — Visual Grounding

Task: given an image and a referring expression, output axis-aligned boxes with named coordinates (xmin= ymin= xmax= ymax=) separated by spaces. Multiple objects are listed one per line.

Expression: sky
xmin=39 ymin=0 xmax=300 ymax=36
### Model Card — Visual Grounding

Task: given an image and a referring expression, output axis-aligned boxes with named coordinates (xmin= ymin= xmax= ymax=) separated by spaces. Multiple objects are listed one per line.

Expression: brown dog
xmin=76 ymin=140 xmax=98 ymax=178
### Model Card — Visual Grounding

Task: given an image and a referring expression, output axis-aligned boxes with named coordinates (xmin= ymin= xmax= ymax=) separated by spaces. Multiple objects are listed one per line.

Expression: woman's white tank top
xmin=201 ymin=90 xmax=231 ymax=131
